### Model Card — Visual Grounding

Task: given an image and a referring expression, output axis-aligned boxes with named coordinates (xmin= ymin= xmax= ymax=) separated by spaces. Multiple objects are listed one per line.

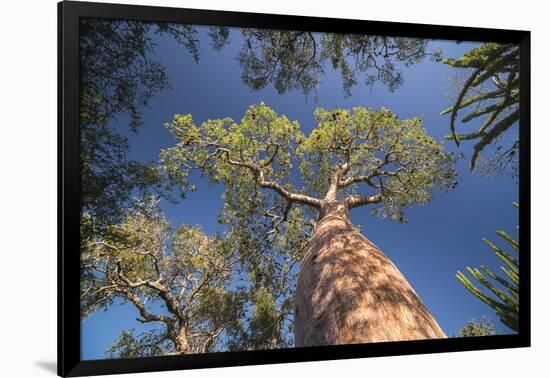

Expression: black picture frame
xmin=58 ymin=1 xmax=531 ymax=376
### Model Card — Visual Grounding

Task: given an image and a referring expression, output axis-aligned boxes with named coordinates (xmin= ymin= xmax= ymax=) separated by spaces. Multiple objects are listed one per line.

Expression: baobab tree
xmin=161 ymin=103 xmax=456 ymax=346
xmin=456 ymin=202 xmax=519 ymax=332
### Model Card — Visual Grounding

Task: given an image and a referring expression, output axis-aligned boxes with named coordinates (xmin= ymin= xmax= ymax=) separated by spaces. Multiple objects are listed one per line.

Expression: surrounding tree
xmin=161 ymin=103 xmax=456 ymax=346
xmin=237 ymin=30 xmax=441 ymax=98
xmin=80 ymin=197 xmax=244 ymax=356
xmin=208 ymin=26 xmax=231 ymax=51
xmin=456 ymin=202 xmax=519 ymax=332
xmin=440 ymin=43 xmax=519 ymax=179
xmin=454 ymin=317 xmax=497 ymax=337
xmin=79 ymin=19 xmax=217 ymax=234
xmin=78 ymin=20 xmax=316 ymax=354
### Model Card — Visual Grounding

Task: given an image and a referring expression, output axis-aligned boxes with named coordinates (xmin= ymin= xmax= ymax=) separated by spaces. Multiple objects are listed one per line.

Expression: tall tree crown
xmin=161 ymin=103 xmax=456 ymax=222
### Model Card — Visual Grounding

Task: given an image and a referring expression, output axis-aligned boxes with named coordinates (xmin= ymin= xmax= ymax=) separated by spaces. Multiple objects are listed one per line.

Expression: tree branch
xmin=345 ymin=193 xmax=383 ymax=208
xmin=113 ymin=287 xmax=175 ymax=326
xmin=115 ymin=261 xmax=184 ymax=322
xmin=218 ymin=148 xmax=322 ymax=208
xmin=258 ymin=170 xmax=321 ymax=207
xmin=199 ymin=328 xmax=223 ymax=353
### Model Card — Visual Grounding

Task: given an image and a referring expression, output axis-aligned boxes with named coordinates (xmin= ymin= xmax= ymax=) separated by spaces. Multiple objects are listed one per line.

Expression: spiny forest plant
xmin=161 ymin=103 xmax=456 ymax=346
xmin=456 ymin=202 xmax=519 ymax=332
xmin=441 ymin=43 xmax=519 ymax=177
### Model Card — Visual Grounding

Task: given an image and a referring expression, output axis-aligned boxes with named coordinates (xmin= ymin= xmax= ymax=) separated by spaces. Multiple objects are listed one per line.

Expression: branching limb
xmin=345 ymin=193 xmax=383 ymax=208
xmin=258 ymin=170 xmax=321 ymax=207
xmin=449 ymin=67 xmax=484 ymax=145
xmin=217 ymin=148 xmax=322 ymax=207
xmin=115 ymin=261 xmax=184 ymax=322
xmin=113 ymin=287 xmax=175 ymax=326
xmin=200 ymin=328 xmax=224 ymax=353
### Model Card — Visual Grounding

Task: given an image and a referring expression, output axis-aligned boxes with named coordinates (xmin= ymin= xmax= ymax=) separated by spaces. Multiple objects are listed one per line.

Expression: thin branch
xmin=115 ymin=261 xmax=184 ymax=322
xmin=199 ymin=328 xmax=223 ymax=353
xmin=224 ymin=148 xmax=321 ymax=207
xmin=113 ymin=287 xmax=175 ymax=326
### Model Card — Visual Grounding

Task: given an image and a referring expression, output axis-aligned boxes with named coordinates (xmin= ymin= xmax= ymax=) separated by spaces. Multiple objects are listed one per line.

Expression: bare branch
xmin=115 ymin=261 xmax=184 ymax=322
xmin=216 ymin=148 xmax=322 ymax=207
xmin=345 ymin=193 xmax=383 ymax=208
xmin=258 ymin=170 xmax=321 ymax=207
xmin=113 ymin=287 xmax=175 ymax=326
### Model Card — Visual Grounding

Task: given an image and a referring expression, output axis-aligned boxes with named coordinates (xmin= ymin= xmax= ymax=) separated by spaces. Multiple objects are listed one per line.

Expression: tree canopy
xmin=237 ymin=30 xmax=441 ymax=98
xmin=154 ymin=103 xmax=457 ymax=349
xmin=161 ymin=103 xmax=456 ymax=222
xmin=80 ymin=193 xmax=310 ymax=354
xmin=79 ymin=19 xmax=204 ymax=231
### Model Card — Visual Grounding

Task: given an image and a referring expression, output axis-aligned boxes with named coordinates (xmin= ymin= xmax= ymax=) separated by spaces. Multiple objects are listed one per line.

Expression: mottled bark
xmin=175 ymin=327 xmax=190 ymax=353
xmin=294 ymin=200 xmax=446 ymax=346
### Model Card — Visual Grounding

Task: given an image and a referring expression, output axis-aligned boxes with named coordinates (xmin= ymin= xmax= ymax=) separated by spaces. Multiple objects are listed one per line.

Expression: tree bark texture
xmin=294 ymin=200 xmax=446 ymax=346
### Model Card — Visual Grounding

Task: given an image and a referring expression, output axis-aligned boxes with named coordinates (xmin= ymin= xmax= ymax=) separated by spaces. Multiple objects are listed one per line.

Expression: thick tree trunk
xmin=294 ymin=200 xmax=446 ymax=347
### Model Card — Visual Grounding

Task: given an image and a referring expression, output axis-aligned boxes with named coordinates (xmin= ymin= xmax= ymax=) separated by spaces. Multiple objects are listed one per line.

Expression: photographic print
xmin=58 ymin=1 xmax=529 ymax=376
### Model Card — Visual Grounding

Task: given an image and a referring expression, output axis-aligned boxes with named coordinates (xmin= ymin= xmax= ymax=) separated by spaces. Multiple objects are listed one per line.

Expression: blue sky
xmin=81 ymin=25 xmax=519 ymax=359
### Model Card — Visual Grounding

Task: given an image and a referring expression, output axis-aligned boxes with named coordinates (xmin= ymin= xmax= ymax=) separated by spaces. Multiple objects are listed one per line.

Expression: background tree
xmin=79 ymin=20 xmax=231 ymax=243
xmin=440 ymin=43 xmax=519 ymax=179
xmin=161 ymin=103 xmax=456 ymax=346
xmin=456 ymin=202 xmax=519 ymax=332
xmin=237 ymin=29 xmax=441 ymax=98
xmin=79 ymin=20 xmax=309 ymax=354
xmin=80 ymin=197 xmax=244 ymax=356
xmin=79 ymin=19 xmax=204 ymax=229
xmin=454 ymin=317 xmax=497 ymax=337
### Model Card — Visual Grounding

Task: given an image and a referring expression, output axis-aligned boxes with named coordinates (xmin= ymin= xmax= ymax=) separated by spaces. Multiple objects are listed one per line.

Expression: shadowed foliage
xmin=79 ymin=19 xmax=226 ymax=230
xmin=237 ymin=29 xmax=441 ymax=98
